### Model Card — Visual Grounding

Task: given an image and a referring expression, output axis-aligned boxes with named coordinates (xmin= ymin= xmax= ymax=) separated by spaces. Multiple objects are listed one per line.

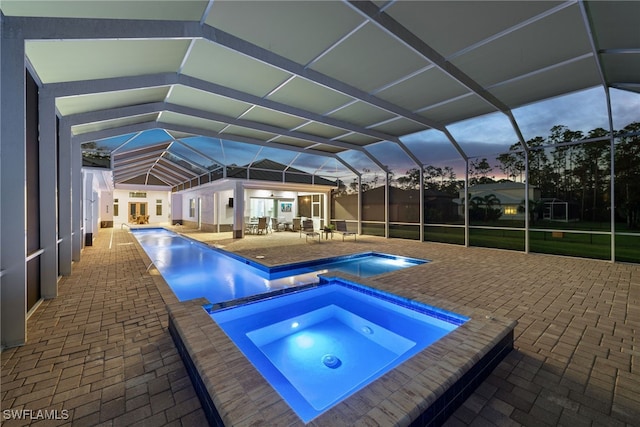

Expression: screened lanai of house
xmin=1 ymin=0 xmax=639 ymax=261
xmin=3 ymin=0 xmax=640 ymax=357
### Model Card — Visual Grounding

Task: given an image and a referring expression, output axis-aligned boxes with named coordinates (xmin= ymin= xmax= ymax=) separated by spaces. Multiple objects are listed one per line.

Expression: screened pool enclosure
xmin=1 ymin=1 xmax=639 ymax=347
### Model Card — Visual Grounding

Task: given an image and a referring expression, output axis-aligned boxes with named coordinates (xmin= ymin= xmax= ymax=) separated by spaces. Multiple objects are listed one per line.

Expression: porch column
xmin=72 ymin=138 xmax=83 ymax=260
xmin=58 ymin=120 xmax=73 ymax=275
xmin=1 ymin=22 xmax=27 ymax=347
xmin=84 ymin=172 xmax=96 ymax=246
xmin=385 ymin=172 xmax=389 ymax=238
xmin=233 ymin=181 xmax=244 ymax=238
xmin=39 ymin=93 xmax=59 ymax=297
xmin=357 ymin=176 xmax=362 ymax=235
xmin=324 ymin=190 xmax=331 ymax=228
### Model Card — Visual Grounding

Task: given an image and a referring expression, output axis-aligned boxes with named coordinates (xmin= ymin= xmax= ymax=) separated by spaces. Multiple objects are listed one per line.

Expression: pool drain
xmin=322 ymin=354 xmax=342 ymax=369
xmin=361 ymin=326 xmax=373 ymax=334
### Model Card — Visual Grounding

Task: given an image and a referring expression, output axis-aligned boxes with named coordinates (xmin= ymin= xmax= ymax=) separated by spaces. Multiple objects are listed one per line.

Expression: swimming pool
xmin=208 ymin=279 xmax=468 ymax=423
xmin=134 ymin=228 xmax=515 ymax=425
xmin=132 ymin=228 xmax=427 ymax=304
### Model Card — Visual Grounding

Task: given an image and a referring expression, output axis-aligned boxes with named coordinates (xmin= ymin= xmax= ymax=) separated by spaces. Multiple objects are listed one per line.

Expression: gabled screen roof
xmin=2 ymin=0 xmax=638 ymax=186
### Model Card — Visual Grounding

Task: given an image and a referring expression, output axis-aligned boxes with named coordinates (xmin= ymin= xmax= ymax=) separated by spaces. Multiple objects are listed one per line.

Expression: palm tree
xmin=470 ymin=194 xmax=502 ymax=221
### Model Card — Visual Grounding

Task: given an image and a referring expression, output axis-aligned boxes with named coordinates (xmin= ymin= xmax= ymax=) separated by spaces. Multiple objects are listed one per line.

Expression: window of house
xmin=156 ymin=199 xmax=162 ymax=216
xmin=113 ymin=198 xmax=119 ymax=216
xmin=129 ymin=191 xmax=147 ymax=198
xmin=504 ymin=206 xmax=518 ymax=215
xmin=189 ymin=199 xmax=196 ymax=217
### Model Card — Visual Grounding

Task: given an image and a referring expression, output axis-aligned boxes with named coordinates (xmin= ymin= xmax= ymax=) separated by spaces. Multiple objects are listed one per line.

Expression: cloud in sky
xmin=611 ymin=88 xmax=640 ymax=130
xmin=306 ymin=88 xmax=634 ymax=176
xmin=514 ymin=86 xmax=610 ymax=139
xmin=386 ymin=86 xmax=640 ymax=176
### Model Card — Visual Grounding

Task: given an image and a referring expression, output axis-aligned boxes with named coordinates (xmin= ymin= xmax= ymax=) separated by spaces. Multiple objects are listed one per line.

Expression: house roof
xmin=470 ymin=191 xmax=524 ymax=205
xmin=225 ymin=159 xmax=337 ymax=187
xmin=2 ymin=1 xmax=637 ymax=188
xmin=469 ymin=182 xmax=532 ymax=191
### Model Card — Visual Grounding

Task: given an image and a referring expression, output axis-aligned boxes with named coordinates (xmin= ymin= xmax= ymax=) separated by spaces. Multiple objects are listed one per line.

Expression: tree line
xmin=336 ymin=122 xmax=640 ymax=228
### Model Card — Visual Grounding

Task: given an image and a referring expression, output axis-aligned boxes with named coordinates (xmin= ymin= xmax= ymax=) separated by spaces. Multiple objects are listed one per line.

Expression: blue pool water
xmin=132 ymin=228 xmax=427 ymax=304
xmin=209 ymin=279 xmax=468 ymax=423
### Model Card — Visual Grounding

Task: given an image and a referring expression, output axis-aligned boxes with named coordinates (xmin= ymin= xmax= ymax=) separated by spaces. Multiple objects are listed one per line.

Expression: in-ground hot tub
xmin=207 ymin=279 xmax=468 ymax=423
xmin=168 ymin=276 xmax=516 ymax=426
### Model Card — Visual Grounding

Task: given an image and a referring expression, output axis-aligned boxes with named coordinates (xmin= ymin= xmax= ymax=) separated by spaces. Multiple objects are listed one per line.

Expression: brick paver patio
xmin=1 ymin=227 xmax=638 ymax=426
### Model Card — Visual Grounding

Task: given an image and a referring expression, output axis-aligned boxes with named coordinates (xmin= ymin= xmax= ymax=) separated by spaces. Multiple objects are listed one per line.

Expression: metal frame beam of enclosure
xmin=169 ymin=137 xmax=225 ymax=170
xmin=69 ymin=117 xmax=362 ymax=180
xmin=112 ymin=142 xmax=169 ymax=159
xmin=67 ymin=101 xmax=379 ymax=157
xmin=43 ymin=72 xmax=409 ymax=148
xmin=22 ymin=12 xmax=427 ymax=175
xmin=346 ymin=0 xmax=531 ymax=147
xmin=579 ymin=0 xmax=617 ymax=262
xmin=347 ymin=0 xmax=538 ymax=248
xmin=45 ymin=75 xmax=397 ymax=176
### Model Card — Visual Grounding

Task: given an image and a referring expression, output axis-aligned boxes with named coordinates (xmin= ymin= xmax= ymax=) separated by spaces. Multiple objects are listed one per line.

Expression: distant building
xmin=455 ymin=182 xmax=541 ymax=220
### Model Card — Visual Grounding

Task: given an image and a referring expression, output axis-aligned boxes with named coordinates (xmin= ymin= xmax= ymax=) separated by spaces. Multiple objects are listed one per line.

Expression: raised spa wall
xmin=166 ymin=278 xmax=516 ymax=426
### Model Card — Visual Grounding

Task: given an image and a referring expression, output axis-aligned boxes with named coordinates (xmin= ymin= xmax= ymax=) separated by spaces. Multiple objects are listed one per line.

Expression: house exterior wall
xmin=460 ymin=183 xmax=542 ymax=221
xmin=100 ymin=191 xmax=114 ymax=227
xmin=112 ymin=185 xmax=172 ymax=226
xmin=83 ymin=171 xmax=102 ymax=245
xmin=173 ymin=179 xmax=333 ymax=233
xmin=177 ymin=180 xmax=236 ymax=231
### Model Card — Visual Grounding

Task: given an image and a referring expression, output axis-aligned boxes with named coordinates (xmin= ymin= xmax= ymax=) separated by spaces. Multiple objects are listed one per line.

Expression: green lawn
xmin=528 ymin=231 xmax=611 ymax=260
xmin=360 ymin=223 xmax=640 ymax=263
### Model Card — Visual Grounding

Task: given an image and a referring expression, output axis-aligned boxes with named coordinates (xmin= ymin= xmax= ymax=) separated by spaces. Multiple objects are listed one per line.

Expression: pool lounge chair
xmin=335 ymin=220 xmax=356 ymax=241
xmin=300 ymin=219 xmax=320 ymax=243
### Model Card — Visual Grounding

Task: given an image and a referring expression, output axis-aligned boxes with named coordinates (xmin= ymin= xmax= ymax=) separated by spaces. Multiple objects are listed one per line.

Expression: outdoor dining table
xmin=246 ymin=221 xmax=259 ymax=234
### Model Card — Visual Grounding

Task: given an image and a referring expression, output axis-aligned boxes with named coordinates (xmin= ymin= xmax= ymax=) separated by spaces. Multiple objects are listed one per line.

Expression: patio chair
xmin=256 ymin=217 xmax=268 ymax=235
xmin=335 ymin=220 xmax=356 ymax=241
xmin=271 ymin=217 xmax=280 ymax=232
xmin=300 ymin=219 xmax=320 ymax=243
xmin=291 ymin=218 xmax=301 ymax=232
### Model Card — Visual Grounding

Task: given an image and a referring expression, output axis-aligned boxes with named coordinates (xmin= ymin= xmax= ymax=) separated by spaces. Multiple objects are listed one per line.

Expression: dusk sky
xmin=93 ymin=86 xmax=639 ymax=183
xmin=340 ymin=86 xmax=640 ymax=180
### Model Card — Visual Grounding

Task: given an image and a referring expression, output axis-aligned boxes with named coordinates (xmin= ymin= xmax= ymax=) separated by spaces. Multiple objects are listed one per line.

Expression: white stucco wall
xmin=100 ymin=191 xmax=114 ymax=224
xmin=82 ymin=171 xmax=102 ymax=241
xmin=177 ymin=181 xmax=236 ymax=231
xmin=112 ymin=185 xmax=172 ymax=225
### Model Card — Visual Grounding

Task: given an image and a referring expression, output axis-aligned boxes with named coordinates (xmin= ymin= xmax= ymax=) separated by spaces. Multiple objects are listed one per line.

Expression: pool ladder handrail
xmin=146 ymin=259 xmax=166 ymax=272
xmin=121 ymin=223 xmax=131 ymax=230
